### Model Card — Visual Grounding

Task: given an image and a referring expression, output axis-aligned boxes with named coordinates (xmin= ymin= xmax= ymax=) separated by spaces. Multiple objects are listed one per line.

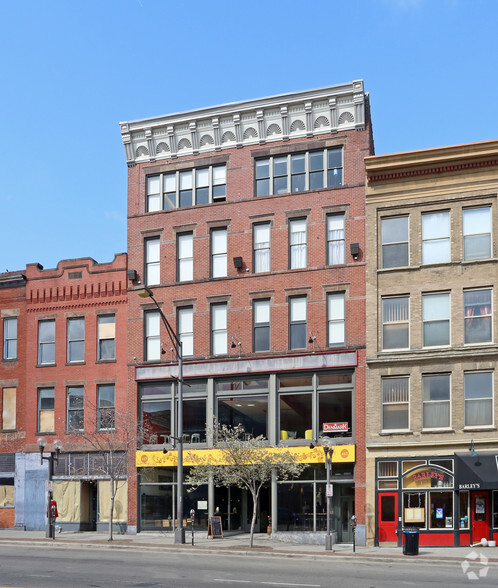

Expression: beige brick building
xmin=365 ymin=140 xmax=498 ymax=547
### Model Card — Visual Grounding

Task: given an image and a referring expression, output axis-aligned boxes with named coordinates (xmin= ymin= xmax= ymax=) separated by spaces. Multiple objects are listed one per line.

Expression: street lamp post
xmin=37 ymin=437 xmax=61 ymax=539
xmin=137 ymin=286 xmax=185 ymax=544
xmin=324 ymin=446 xmax=334 ymax=551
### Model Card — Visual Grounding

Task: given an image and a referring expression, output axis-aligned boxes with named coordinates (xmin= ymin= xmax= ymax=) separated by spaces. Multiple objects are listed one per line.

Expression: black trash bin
xmin=403 ymin=528 xmax=419 ymax=555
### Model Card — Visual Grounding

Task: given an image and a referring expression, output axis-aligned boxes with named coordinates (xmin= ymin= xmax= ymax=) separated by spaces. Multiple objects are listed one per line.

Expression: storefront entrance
xmin=215 ymin=486 xmax=271 ymax=533
xmin=472 ymin=491 xmax=489 ymax=542
xmin=378 ymin=492 xmax=398 ymax=543
xmin=340 ymin=491 xmax=354 ymax=542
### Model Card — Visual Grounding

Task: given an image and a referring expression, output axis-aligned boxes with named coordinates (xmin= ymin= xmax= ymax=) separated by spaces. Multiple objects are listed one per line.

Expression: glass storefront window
xmin=218 ymin=395 xmax=268 ymax=438
xmin=430 ymin=491 xmax=453 ymax=529
xmin=279 ymin=375 xmax=313 ymax=388
xmin=140 ymin=484 xmax=174 ymax=531
xmin=460 ymin=491 xmax=470 ymax=529
xmin=277 ymin=483 xmax=314 ymax=532
xmin=279 ymin=393 xmax=312 ymax=440
xmin=214 ymin=486 xmax=243 ymax=531
xmin=142 ymin=400 xmax=171 ymax=444
xmin=318 ymin=373 xmax=352 ymax=386
xmin=182 ymin=398 xmax=207 ymax=442
xmin=319 ymin=390 xmax=352 ymax=438
xmin=403 ymin=492 xmax=426 ymax=529
xmin=216 ymin=379 xmax=268 ymax=392
xmin=402 ymin=466 xmax=453 ymax=489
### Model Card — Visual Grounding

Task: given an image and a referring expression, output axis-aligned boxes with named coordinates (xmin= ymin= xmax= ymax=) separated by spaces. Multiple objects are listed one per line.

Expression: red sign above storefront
xmin=323 ymin=422 xmax=348 ymax=432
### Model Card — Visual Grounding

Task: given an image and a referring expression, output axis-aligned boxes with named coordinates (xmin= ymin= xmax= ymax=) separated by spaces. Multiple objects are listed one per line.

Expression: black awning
xmin=455 ymin=452 xmax=498 ymax=490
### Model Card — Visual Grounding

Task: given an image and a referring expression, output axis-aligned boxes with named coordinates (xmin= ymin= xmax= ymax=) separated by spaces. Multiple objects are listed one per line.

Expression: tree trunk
xmin=109 ymin=478 xmax=114 ymax=541
xmin=249 ymin=489 xmax=258 ymax=548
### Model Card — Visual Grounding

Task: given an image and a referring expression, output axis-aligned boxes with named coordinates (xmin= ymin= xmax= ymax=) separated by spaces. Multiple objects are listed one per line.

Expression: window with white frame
xmin=327 ymin=292 xmax=345 ymax=346
xmin=253 ymin=299 xmax=270 ymax=352
xmin=422 ymin=374 xmax=450 ymax=429
xmin=327 ymin=214 xmax=345 ymax=265
xmin=463 ymin=207 xmax=492 ymax=260
xmin=382 ymin=297 xmax=409 ymax=350
xmin=289 ymin=218 xmax=307 ymax=269
xmin=38 ymin=319 xmax=55 ymax=365
xmin=67 ymin=386 xmax=84 ymax=432
xmin=97 ymin=315 xmax=115 ymax=360
xmin=178 ymin=307 xmax=193 ymax=357
xmin=289 ymin=296 xmax=307 ymax=350
xmin=146 ymin=164 xmax=226 ymax=212
xmin=177 ymin=232 xmax=193 ymax=282
xmin=253 ymin=223 xmax=270 ymax=273
xmin=381 ymin=216 xmax=409 ymax=268
xmin=464 ymin=372 xmax=493 ymax=427
xmin=255 ymin=147 xmax=343 ymax=197
xmin=38 ymin=388 xmax=55 ymax=432
xmin=211 ymin=228 xmax=227 ymax=278
xmin=211 ymin=303 xmax=227 ymax=355
xmin=422 ymin=211 xmax=450 ymax=264
xmin=464 ymin=289 xmax=492 ymax=344
xmin=145 ymin=311 xmax=161 ymax=361
xmin=422 ymin=293 xmax=450 ymax=347
xmin=382 ymin=377 xmax=409 ymax=430
xmin=3 ymin=317 xmax=17 ymax=360
xmin=145 ymin=237 xmax=160 ymax=286
xmin=97 ymin=384 xmax=115 ymax=430
xmin=67 ymin=317 xmax=85 ymax=363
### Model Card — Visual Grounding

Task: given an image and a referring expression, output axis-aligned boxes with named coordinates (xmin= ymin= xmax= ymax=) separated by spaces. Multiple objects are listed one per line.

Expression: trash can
xmin=403 ymin=528 xmax=419 ymax=556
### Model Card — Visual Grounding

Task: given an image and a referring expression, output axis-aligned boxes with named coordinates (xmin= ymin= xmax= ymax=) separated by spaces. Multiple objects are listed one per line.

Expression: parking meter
xmin=351 ymin=515 xmax=357 ymax=552
xmin=190 ymin=509 xmax=195 ymax=545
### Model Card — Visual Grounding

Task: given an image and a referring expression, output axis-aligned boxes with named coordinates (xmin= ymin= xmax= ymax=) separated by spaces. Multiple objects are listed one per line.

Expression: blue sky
xmin=1 ymin=0 xmax=497 ymax=271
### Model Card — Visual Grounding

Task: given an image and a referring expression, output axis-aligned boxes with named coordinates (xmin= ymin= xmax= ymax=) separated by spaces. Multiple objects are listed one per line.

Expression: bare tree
xmin=186 ymin=421 xmax=306 ymax=548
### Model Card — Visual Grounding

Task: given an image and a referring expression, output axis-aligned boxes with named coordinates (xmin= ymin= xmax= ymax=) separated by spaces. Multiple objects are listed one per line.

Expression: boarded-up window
xmin=2 ymin=388 xmax=16 ymax=430
xmin=0 ymin=479 xmax=14 ymax=507
xmin=53 ymin=480 xmax=80 ymax=522
xmin=38 ymin=388 xmax=55 ymax=432
xmin=98 ymin=480 xmax=127 ymax=522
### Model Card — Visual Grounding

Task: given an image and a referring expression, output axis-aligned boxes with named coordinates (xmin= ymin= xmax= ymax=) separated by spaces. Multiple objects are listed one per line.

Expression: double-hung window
xmin=422 ymin=293 xmax=450 ymax=347
xmin=145 ymin=311 xmax=161 ymax=361
xmin=38 ymin=320 xmax=55 ymax=365
xmin=463 ymin=207 xmax=492 ymax=260
xmin=382 ymin=297 xmax=409 ymax=350
xmin=327 ymin=214 xmax=345 ymax=265
xmin=3 ymin=317 xmax=17 ymax=360
xmin=253 ymin=223 xmax=270 ymax=273
xmin=464 ymin=372 xmax=493 ymax=427
xmin=255 ymin=147 xmax=343 ymax=197
xmin=38 ymin=388 xmax=55 ymax=432
xmin=253 ymin=299 xmax=270 ymax=352
xmin=381 ymin=216 xmax=409 ymax=268
xmin=289 ymin=296 xmax=307 ymax=350
xmin=67 ymin=317 xmax=85 ymax=363
xmin=422 ymin=211 xmax=450 ymax=264
xmin=422 ymin=374 xmax=450 ymax=429
xmin=177 ymin=232 xmax=193 ymax=282
xmin=211 ymin=228 xmax=227 ymax=278
xmin=97 ymin=384 xmax=115 ymax=430
xmin=145 ymin=237 xmax=160 ymax=286
xmin=211 ymin=303 xmax=227 ymax=356
xmin=67 ymin=386 xmax=84 ymax=432
xmin=327 ymin=292 xmax=345 ymax=346
xmin=178 ymin=307 xmax=193 ymax=357
xmin=289 ymin=218 xmax=307 ymax=269
xmin=382 ymin=377 xmax=409 ymax=430
xmin=97 ymin=315 xmax=115 ymax=360
xmin=464 ymin=289 xmax=492 ymax=344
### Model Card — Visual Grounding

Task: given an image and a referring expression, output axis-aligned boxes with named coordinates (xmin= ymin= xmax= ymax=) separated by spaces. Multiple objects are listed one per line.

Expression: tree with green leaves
xmin=186 ymin=421 xmax=306 ymax=548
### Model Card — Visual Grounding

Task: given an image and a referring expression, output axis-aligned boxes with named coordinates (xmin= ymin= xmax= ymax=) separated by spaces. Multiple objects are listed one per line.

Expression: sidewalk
xmin=1 ymin=528 xmax=498 ymax=564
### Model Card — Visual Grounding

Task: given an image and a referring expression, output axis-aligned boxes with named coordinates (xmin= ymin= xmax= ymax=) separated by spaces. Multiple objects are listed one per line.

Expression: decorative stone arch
xmin=135 ymin=145 xmax=149 ymax=157
xmin=178 ymin=138 xmax=192 ymax=150
xmin=266 ymin=123 xmax=281 ymax=136
xmin=314 ymin=115 xmax=330 ymax=129
xmin=290 ymin=119 xmax=305 ymax=132
xmin=338 ymin=111 xmax=354 ymax=125
xmin=200 ymin=134 xmax=214 ymax=147
xmin=156 ymin=142 xmax=170 ymax=154
xmin=221 ymin=131 xmax=236 ymax=143
xmin=243 ymin=127 xmax=258 ymax=139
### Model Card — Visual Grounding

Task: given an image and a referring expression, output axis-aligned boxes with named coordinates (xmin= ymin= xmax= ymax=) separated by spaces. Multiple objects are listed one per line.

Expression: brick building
xmin=121 ymin=81 xmax=374 ymax=540
xmin=365 ymin=140 xmax=498 ymax=547
xmin=0 ymin=255 xmax=129 ymax=531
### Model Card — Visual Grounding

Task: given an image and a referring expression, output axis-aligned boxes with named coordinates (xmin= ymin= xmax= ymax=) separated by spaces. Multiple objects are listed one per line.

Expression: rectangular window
xmin=253 ymin=299 xmax=270 ymax=352
xmin=3 ymin=317 xmax=17 ymax=360
xmin=178 ymin=307 xmax=193 ymax=357
xmin=327 ymin=214 xmax=345 ymax=265
xmin=382 ymin=377 xmax=409 ymax=430
xmin=2 ymin=387 xmax=16 ymax=430
xmin=38 ymin=388 xmax=55 ymax=432
xmin=465 ymin=372 xmax=493 ymax=427
xmin=464 ymin=289 xmax=492 ymax=344
xmin=463 ymin=207 xmax=491 ymax=260
xmin=211 ymin=228 xmax=227 ymax=278
xmin=253 ymin=223 xmax=271 ymax=273
xmin=211 ymin=303 xmax=227 ymax=356
xmin=67 ymin=386 xmax=84 ymax=432
xmin=381 ymin=216 xmax=409 ymax=268
xmin=146 ymin=164 xmax=226 ymax=212
xmin=422 ymin=293 xmax=450 ymax=347
xmin=177 ymin=232 xmax=193 ymax=282
xmin=422 ymin=211 xmax=450 ymax=264
xmin=38 ymin=320 xmax=55 ymax=365
xmin=145 ymin=311 xmax=161 ymax=361
xmin=67 ymin=317 xmax=85 ymax=363
xmin=289 ymin=296 xmax=307 ymax=350
xmin=289 ymin=218 xmax=307 ymax=269
xmin=255 ymin=148 xmax=343 ymax=197
xmin=382 ymin=297 xmax=409 ymax=350
xmin=97 ymin=384 xmax=115 ymax=430
xmin=430 ymin=492 xmax=453 ymax=530
xmin=97 ymin=315 xmax=115 ymax=360
xmin=279 ymin=376 xmax=313 ymax=440
xmin=422 ymin=374 xmax=450 ymax=429
xmin=145 ymin=237 xmax=160 ymax=286
xmin=327 ymin=292 xmax=345 ymax=346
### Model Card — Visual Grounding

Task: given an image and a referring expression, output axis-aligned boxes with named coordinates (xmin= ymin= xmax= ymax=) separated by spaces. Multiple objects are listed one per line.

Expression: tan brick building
xmin=365 ymin=140 xmax=498 ymax=547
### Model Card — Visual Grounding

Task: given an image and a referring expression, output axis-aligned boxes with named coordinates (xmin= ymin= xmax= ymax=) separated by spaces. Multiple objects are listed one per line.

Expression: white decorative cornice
xmin=119 ymin=80 xmax=366 ymax=166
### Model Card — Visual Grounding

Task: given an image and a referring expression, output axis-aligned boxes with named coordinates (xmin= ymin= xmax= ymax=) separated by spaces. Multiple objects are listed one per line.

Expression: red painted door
xmin=378 ymin=492 xmax=398 ymax=542
xmin=472 ymin=492 xmax=489 ymax=542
